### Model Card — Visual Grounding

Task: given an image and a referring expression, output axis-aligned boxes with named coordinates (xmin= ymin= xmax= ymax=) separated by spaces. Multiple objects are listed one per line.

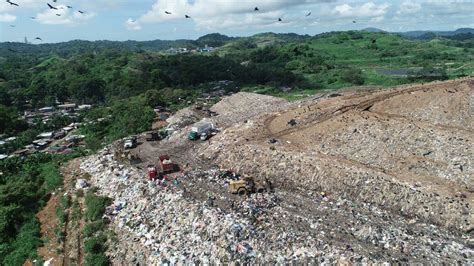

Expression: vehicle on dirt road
xmin=124 ymin=135 xmax=138 ymax=149
xmin=189 ymin=121 xmax=214 ymax=140
xmin=147 ymin=165 xmax=158 ymax=180
xmin=228 ymin=176 xmax=270 ymax=195
xmin=159 ymin=155 xmax=178 ymax=173
xmin=146 ymin=132 xmax=160 ymax=141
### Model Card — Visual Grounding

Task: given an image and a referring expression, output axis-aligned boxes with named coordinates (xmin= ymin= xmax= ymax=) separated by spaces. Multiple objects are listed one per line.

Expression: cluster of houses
xmin=166 ymin=45 xmax=215 ymax=55
xmin=0 ymin=103 xmax=92 ymax=160
xmin=0 ymin=123 xmax=86 ymax=160
xmin=23 ymin=103 xmax=92 ymax=125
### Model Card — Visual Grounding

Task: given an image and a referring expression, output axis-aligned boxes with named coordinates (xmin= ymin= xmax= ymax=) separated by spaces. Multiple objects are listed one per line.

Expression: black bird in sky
xmin=278 ymin=18 xmax=282 ymax=22
xmin=78 ymin=10 xmax=85 ymax=14
xmin=254 ymin=7 xmax=259 ymax=11
xmin=35 ymin=37 xmax=43 ymax=41
xmin=6 ymin=0 xmax=19 ymax=6
xmin=47 ymin=3 xmax=58 ymax=10
xmin=306 ymin=12 xmax=311 ymax=17
xmin=185 ymin=14 xmax=191 ymax=19
xmin=164 ymin=11 xmax=172 ymax=14
xmin=9 ymin=24 xmax=15 ymax=27
xmin=53 ymin=0 xmax=57 ymax=2
xmin=353 ymin=20 xmax=356 ymax=23
xmin=30 ymin=16 xmax=36 ymax=19
xmin=56 ymin=13 xmax=61 ymax=16
xmin=67 ymin=6 xmax=73 ymax=9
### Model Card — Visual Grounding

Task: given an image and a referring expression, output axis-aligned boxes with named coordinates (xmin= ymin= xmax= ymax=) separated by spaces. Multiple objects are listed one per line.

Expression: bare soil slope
xmin=201 ymin=78 xmax=473 ymax=232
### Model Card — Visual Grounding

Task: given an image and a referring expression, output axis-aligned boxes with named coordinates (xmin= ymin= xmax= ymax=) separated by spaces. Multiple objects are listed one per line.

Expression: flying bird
xmin=306 ymin=12 xmax=311 ymax=17
xmin=77 ymin=10 xmax=85 ymax=14
xmin=185 ymin=14 xmax=191 ymax=19
xmin=56 ymin=13 xmax=61 ymax=16
xmin=353 ymin=20 xmax=356 ymax=23
xmin=67 ymin=6 xmax=73 ymax=9
xmin=6 ymin=0 xmax=19 ymax=7
xmin=35 ymin=37 xmax=43 ymax=41
xmin=30 ymin=16 xmax=36 ymax=19
xmin=254 ymin=7 xmax=259 ymax=11
xmin=53 ymin=0 xmax=57 ymax=2
xmin=9 ymin=24 xmax=15 ymax=27
xmin=47 ymin=3 xmax=58 ymax=10
xmin=278 ymin=18 xmax=282 ymax=22
xmin=164 ymin=11 xmax=172 ymax=14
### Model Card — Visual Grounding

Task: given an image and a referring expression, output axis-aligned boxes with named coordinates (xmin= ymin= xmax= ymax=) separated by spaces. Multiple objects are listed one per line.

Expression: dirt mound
xmin=200 ymin=78 xmax=474 ymax=232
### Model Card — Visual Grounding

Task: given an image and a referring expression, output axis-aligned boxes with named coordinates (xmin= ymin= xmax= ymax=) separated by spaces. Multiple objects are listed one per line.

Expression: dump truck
xmin=188 ymin=121 xmax=214 ymax=140
xmin=228 ymin=176 xmax=270 ymax=195
xmin=146 ymin=132 xmax=159 ymax=141
xmin=159 ymin=155 xmax=177 ymax=173
xmin=124 ymin=135 xmax=138 ymax=149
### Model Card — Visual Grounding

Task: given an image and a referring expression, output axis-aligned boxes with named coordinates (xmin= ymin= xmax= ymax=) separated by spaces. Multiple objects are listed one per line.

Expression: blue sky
xmin=1 ymin=0 xmax=473 ymax=43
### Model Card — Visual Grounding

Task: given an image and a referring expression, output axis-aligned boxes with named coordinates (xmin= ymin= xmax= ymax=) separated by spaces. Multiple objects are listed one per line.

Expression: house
xmin=58 ymin=103 xmax=77 ymax=111
xmin=39 ymin=106 xmax=55 ymax=113
xmin=37 ymin=132 xmax=54 ymax=139
xmin=0 ymin=154 xmax=8 ymax=160
xmin=78 ymin=104 xmax=92 ymax=111
xmin=5 ymin=137 xmax=17 ymax=142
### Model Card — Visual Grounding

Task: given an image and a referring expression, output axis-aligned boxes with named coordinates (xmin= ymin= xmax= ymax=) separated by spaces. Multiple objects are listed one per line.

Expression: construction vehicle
xmin=124 ymin=135 xmax=138 ymax=149
xmin=188 ymin=121 xmax=214 ymax=140
xmin=159 ymin=155 xmax=177 ymax=173
xmin=228 ymin=176 xmax=270 ymax=195
xmin=147 ymin=165 xmax=158 ymax=180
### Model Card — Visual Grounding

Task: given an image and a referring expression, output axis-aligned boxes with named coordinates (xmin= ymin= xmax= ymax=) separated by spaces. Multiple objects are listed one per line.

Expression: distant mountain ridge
xmin=360 ymin=27 xmax=474 ymax=38
xmin=1 ymin=28 xmax=472 ymax=56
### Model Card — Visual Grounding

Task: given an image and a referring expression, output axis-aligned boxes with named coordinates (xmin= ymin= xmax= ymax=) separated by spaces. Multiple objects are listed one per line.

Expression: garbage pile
xmin=80 ymin=147 xmax=375 ymax=264
xmin=210 ymin=92 xmax=288 ymax=127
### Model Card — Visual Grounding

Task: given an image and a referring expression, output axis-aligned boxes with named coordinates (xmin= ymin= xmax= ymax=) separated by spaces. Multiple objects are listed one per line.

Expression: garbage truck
xmin=188 ymin=121 xmax=214 ymax=140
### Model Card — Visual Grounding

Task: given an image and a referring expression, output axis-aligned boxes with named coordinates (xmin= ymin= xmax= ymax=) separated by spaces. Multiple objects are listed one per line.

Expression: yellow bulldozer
xmin=228 ymin=176 xmax=271 ymax=195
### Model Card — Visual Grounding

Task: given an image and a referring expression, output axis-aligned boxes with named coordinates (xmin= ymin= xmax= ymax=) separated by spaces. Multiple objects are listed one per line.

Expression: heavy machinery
xmin=147 ymin=165 xmax=158 ymax=180
xmin=188 ymin=121 xmax=214 ymax=140
xmin=159 ymin=155 xmax=177 ymax=173
xmin=146 ymin=132 xmax=159 ymax=141
xmin=228 ymin=176 xmax=270 ymax=195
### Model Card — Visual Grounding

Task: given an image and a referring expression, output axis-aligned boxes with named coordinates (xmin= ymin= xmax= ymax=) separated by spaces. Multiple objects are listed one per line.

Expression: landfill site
xmin=77 ymin=78 xmax=473 ymax=264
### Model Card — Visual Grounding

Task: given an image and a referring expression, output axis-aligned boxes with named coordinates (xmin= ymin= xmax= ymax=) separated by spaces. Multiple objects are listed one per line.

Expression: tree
xmin=143 ymin=89 xmax=165 ymax=108
xmin=71 ymin=78 xmax=106 ymax=104
xmin=342 ymin=68 xmax=365 ymax=85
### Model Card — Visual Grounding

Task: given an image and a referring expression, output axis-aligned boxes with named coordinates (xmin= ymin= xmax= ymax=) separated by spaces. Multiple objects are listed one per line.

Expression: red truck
xmin=159 ymin=155 xmax=177 ymax=173
xmin=147 ymin=165 xmax=158 ymax=180
xmin=147 ymin=155 xmax=178 ymax=180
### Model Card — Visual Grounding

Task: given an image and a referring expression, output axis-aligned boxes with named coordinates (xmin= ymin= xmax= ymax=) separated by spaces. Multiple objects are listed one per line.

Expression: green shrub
xmin=85 ymin=253 xmax=109 ymax=266
xmin=84 ymin=190 xmax=111 ymax=221
xmin=342 ymin=68 xmax=365 ymax=85
xmin=40 ymin=163 xmax=63 ymax=191
xmin=83 ymin=220 xmax=105 ymax=238
xmin=84 ymin=235 xmax=107 ymax=254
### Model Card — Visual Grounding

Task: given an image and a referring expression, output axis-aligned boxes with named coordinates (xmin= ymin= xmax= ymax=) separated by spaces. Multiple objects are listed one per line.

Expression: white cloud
xmin=36 ymin=5 xmax=96 ymax=25
xmin=333 ymin=2 xmax=390 ymax=18
xmin=125 ymin=18 xmax=142 ymax=30
xmin=133 ymin=0 xmax=335 ymax=30
xmin=0 ymin=13 xmax=16 ymax=22
xmin=397 ymin=1 xmax=421 ymax=15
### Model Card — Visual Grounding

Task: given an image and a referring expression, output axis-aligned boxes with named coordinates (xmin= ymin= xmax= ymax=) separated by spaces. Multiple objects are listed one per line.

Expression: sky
xmin=0 ymin=0 xmax=473 ymax=43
